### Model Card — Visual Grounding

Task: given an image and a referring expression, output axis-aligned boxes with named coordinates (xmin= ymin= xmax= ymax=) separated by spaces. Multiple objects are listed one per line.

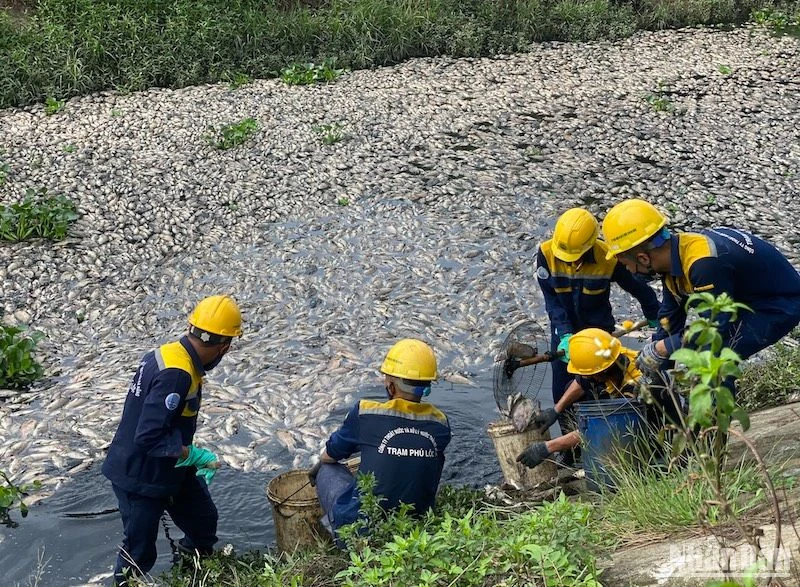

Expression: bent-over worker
xmin=602 ymin=198 xmax=800 ymax=396
xmin=517 ymin=328 xmax=644 ymax=469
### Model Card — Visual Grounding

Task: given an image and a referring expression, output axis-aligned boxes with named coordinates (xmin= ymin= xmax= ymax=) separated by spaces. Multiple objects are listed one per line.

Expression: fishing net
xmin=492 ymin=320 xmax=552 ymax=415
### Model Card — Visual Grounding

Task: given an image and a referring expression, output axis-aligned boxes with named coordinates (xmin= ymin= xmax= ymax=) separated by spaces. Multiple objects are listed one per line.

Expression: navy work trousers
xmin=111 ymin=475 xmax=217 ymax=586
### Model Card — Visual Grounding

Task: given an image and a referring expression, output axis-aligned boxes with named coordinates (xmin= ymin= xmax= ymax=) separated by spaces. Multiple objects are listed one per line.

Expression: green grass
xmin=0 ymin=0 xmax=795 ymax=108
xmin=597 ymin=446 xmax=776 ymax=544
xmin=737 ymin=335 xmax=800 ymax=412
xmin=281 ymin=59 xmax=345 ymax=85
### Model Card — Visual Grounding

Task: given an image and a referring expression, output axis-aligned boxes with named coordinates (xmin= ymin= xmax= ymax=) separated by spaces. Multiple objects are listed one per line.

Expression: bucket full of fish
xmin=266 ymin=469 xmax=329 ymax=553
xmin=490 ymin=320 xmax=559 ymax=489
xmin=487 ymin=414 xmax=557 ymax=489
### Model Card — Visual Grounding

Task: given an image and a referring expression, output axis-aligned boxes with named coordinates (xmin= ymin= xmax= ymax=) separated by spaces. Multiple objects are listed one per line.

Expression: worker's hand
xmin=636 ymin=341 xmax=669 ymax=376
xmin=308 ymin=460 xmax=323 ymax=487
xmin=516 ymin=442 xmax=551 ymax=469
xmin=196 ymin=461 xmax=220 ymax=486
xmin=503 ymin=357 xmax=521 ymax=378
xmin=557 ymin=334 xmax=573 ymax=363
xmin=647 ymin=319 xmax=659 ymax=328
xmin=532 ymin=407 xmax=559 ymax=434
xmin=176 ymin=445 xmax=218 ymax=469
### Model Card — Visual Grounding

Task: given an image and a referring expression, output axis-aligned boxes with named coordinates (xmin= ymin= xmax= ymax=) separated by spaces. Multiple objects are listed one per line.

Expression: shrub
xmin=336 ymin=473 xmax=601 ymax=586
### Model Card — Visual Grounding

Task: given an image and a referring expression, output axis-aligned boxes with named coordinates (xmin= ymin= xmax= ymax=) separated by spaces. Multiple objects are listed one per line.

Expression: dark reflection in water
xmin=2 ymin=369 xmax=553 ymax=586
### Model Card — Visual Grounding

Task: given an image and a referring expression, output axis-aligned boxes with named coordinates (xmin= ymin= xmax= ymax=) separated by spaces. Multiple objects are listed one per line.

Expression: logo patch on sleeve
xmin=536 ymin=266 xmax=550 ymax=280
xmin=165 ymin=393 xmax=181 ymax=411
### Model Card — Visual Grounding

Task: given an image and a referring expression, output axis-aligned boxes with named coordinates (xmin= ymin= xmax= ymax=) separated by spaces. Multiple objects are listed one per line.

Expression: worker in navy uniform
xmin=602 ymin=198 xmax=800 ymax=404
xmin=308 ymin=339 xmax=451 ymax=542
xmin=536 ymin=208 xmax=660 ymax=465
xmin=517 ymin=328 xmax=644 ymax=469
xmin=102 ymin=295 xmax=243 ymax=586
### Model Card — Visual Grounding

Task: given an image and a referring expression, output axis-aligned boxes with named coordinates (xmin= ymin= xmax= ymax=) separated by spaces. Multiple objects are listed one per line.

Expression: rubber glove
xmin=557 ymin=334 xmax=573 ymax=363
xmin=647 ymin=319 xmax=659 ymax=328
xmin=516 ymin=442 xmax=551 ymax=469
xmin=503 ymin=357 xmax=521 ymax=378
xmin=308 ymin=461 xmax=323 ymax=487
xmin=532 ymin=407 xmax=560 ymax=434
xmin=195 ymin=465 xmax=219 ymax=486
xmin=176 ymin=445 xmax=218 ymax=469
xmin=635 ymin=341 xmax=669 ymax=376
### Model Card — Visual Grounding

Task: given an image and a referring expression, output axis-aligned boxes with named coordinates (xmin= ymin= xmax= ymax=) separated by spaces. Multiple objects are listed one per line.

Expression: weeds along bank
xmin=1 ymin=0 xmax=799 ymax=108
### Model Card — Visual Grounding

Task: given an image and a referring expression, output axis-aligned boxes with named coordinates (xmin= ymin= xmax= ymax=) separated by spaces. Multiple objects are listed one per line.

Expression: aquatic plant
xmin=0 ymin=470 xmax=40 ymax=528
xmin=44 ymin=96 xmax=64 ymax=115
xmin=0 ymin=324 xmax=44 ymax=390
xmin=280 ymin=59 xmax=345 ymax=86
xmin=204 ymin=117 xmax=260 ymax=150
xmin=313 ymin=122 xmax=346 ymax=145
xmin=0 ymin=189 xmax=79 ymax=242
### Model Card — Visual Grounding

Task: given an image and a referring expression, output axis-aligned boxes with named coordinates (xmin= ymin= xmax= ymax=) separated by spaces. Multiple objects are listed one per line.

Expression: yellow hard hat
xmin=552 ymin=208 xmax=599 ymax=262
xmin=188 ymin=295 xmax=243 ymax=341
xmin=567 ymin=328 xmax=622 ymax=375
xmin=380 ymin=339 xmax=437 ymax=381
xmin=602 ymin=199 xmax=667 ymax=260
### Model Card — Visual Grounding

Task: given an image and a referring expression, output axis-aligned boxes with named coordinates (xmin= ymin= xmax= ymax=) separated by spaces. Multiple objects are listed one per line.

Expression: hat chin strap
xmin=189 ymin=325 xmax=231 ymax=345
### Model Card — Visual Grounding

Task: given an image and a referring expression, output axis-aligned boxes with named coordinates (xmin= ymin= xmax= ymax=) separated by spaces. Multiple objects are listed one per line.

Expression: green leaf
xmin=731 ymin=407 xmax=750 ymax=431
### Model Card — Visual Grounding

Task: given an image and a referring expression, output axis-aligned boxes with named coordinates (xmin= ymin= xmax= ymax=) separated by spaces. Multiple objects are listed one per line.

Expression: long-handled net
xmin=492 ymin=320 xmax=558 ymax=416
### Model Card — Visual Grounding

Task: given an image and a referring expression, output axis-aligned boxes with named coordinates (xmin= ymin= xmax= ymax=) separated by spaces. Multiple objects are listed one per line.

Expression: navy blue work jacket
xmin=325 ymin=397 xmax=451 ymax=527
xmin=654 ymin=228 xmax=800 ymax=354
xmin=102 ymin=336 xmax=205 ymax=498
xmin=536 ymin=239 xmax=660 ymax=338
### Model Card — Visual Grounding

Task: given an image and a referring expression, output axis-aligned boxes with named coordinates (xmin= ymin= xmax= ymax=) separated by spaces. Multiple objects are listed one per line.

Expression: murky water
xmin=2 ymin=370 xmax=555 ymax=586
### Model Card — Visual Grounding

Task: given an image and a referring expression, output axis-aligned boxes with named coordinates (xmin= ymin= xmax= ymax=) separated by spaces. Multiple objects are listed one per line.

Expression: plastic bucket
xmin=266 ymin=469 xmax=329 ymax=553
xmin=487 ymin=418 xmax=558 ymax=489
xmin=577 ymin=398 xmax=646 ymax=492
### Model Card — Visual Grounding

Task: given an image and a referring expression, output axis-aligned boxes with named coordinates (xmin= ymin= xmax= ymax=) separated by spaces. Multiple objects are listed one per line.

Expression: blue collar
xmin=669 ymin=233 xmax=684 ymax=277
xmin=179 ymin=335 xmax=206 ymax=376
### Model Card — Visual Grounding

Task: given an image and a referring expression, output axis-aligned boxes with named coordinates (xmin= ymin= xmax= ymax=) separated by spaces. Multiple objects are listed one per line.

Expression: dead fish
xmin=509 ymin=396 xmax=536 ymax=433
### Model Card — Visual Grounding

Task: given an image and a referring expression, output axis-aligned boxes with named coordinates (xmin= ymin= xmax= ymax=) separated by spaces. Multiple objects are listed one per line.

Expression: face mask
xmin=635 ymin=270 xmax=659 ymax=283
xmin=203 ymin=345 xmax=228 ymax=371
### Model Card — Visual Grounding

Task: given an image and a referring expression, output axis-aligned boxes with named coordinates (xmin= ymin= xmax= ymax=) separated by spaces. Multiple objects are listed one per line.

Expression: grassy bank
xmin=1 ymin=0 xmax=798 ymax=109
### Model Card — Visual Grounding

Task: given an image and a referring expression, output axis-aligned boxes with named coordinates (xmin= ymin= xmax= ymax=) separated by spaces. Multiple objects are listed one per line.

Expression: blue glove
xmin=516 ymin=442 xmax=552 ymax=468
xmin=647 ymin=319 xmax=659 ymax=328
xmin=557 ymin=334 xmax=572 ymax=363
xmin=176 ymin=445 xmax=218 ymax=469
xmin=195 ymin=466 xmax=218 ymax=486
xmin=636 ymin=341 xmax=669 ymax=376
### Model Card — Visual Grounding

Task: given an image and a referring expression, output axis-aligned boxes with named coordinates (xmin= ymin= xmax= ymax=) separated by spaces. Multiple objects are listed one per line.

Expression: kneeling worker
xmin=517 ymin=328 xmax=642 ymax=469
xmin=309 ymin=339 xmax=452 ymax=540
